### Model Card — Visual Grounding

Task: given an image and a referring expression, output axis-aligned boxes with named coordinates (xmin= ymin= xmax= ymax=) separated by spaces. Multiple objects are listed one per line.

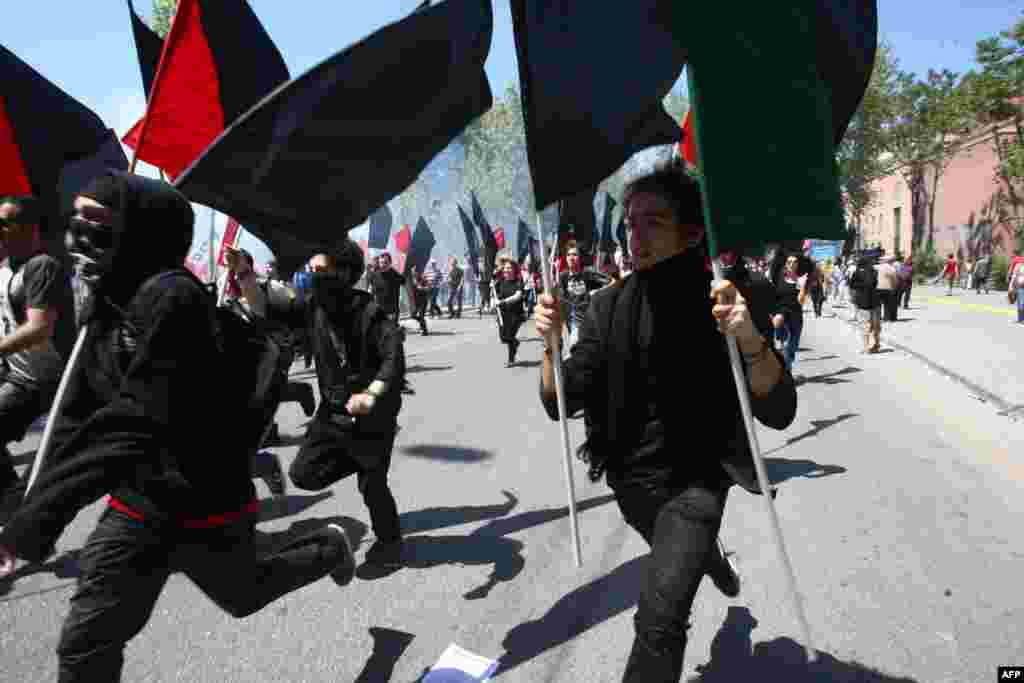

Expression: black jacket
xmin=2 ymin=174 xmax=252 ymax=562
xmin=541 ymin=251 xmax=797 ymax=494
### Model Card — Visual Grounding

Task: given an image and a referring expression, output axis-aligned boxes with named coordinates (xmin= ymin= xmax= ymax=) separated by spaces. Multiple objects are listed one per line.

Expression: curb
xmin=832 ymin=308 xmax=1020 ymax=420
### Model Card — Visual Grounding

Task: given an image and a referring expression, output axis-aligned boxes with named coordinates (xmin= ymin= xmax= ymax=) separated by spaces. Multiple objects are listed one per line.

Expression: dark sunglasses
xmin=68 ymin=216 xmax=117 ymax=250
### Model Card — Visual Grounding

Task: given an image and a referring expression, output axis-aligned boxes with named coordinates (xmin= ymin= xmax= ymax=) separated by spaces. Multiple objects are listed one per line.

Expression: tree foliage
xmin=151 ymin=0 xmax=176 ymax=37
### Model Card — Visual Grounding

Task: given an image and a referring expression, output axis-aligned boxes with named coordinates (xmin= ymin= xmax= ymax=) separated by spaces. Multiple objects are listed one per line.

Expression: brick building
xmin=856 ymin=118 xmax=1021 ymax=259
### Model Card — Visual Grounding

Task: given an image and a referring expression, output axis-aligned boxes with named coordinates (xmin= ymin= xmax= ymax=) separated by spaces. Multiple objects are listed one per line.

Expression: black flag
xmin=471 ymin=191 xmax=498 ymax=273
xmin=126 ymin=0 xmax=163 ymax=98
xmin=457 ymin=204 xmax=481 ymax=276
xmin=517 ymin=218 xmax=532 ymax=264
xmin=368 ymin=204 xmax=393 ymax=249
xmin=510 ymin=0 xmax=685 ymax=210
xmin=175 ymin=0 xmax=493 ymax=253
xmin=557 ymin=187 xmax=597 ymax=263
xmin=404 ymin=217 xmax=437 ymax=277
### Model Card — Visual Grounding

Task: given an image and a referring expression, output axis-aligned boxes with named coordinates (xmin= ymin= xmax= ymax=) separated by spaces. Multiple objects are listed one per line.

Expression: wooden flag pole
xmin=536 ymin=214 xmax=582 ymax=568
xmin=686 ymin=66 xmax=817 ymax=663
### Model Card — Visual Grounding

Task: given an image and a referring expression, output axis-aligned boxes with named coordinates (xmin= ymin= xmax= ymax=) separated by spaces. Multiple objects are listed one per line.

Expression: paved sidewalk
xmin=821 ymin=283 xmax=1023 ymax=419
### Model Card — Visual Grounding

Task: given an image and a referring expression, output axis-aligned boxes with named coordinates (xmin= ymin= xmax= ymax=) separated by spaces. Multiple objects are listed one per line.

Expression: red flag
xmin=0 ymin=95 xmax=32 ymax=198
xmin=216 ymin=217 xmax=242 ymax=267
xmin=392 ymin=223 xmax=412 ymax=274
xmin=494 ymin=226 xmax=506 ymax=250
xmin=122 ymin=0 xmax=288 ymax=179
xmin=678 ymin=110 xmax=698 ymax=166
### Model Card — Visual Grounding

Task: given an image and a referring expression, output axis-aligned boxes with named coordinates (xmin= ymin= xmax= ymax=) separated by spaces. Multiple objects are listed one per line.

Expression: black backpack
xmin=848 ymin=264 xmax=877 ymax=308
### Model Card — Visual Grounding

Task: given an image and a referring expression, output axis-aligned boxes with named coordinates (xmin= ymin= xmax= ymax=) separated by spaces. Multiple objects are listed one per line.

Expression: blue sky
xmin=4 ymin=1 xmax=1020 ymax=265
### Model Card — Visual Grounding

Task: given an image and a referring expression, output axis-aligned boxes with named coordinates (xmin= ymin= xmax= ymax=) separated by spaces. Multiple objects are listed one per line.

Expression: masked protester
xmin=368 ymin=253 xmax=405 ymax=326
xmin=534 ymin=160 xmax=796 ymax=683
xmin=477 ymin=256 xmax=492 ymax=315
xmin=0 ymin=172 xmax=357 ymax=681
xmin=493 ymin=257 xmax=525 ymax=367
xmin=409 ymin=267 xmax=430 ymax=336
xmin=558 ymin=241 xmax=611 ymax=348
xmin=0 ymin=196 xmax=67 ymax=516
xmin=279 ymin=241 xmax=407 ymax=570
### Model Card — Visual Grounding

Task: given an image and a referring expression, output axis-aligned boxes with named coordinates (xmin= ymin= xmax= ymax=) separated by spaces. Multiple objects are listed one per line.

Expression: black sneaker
xmin=297 ymin=384 xmax=316 ymax=418
xmin=325 ymin=524 xmax=357 ymax=587
xmin=363 ymin=539 xmax=404 ymax=569
xmin=706 ymin=539 xmax=741 ymax=598
xmin=259 ymin=451 xmax=287 ymax=498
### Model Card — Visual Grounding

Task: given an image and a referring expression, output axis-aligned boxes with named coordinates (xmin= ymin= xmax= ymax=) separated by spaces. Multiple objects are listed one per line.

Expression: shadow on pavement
xmin=0 ymin=549 xmax=82 ymax=599
xmin=513 ymin=360 xmax=542 ymax=369
xmin=764 ymin=458 xmax=847 ymax=485
xmin=891 ymin=318 xmax=916 ymax=323
xmin=494 ymin=556 xmax=644 ymax=676
xmin=400 ymin=534 xmax=526 ymax=600
xmin=10 ymin=450 xmax=36 ymax=467
xmin=406 ymin=364 xmax=455 ymax=375
xmin=400 ymin=445 xmax=494 ymax=463
xmin=692 ymin=606 xmax=920 ymax=682
xmin=801 ymin=366 xmax=862 ymax=385
xmin=799 ymin=355 xmax=839 ymax=363
xmin=354 ymin=627 xmax=416 ymax=683
xmin=400 ymin=490 xmax=519 ymax=535
xmin=470 ymin=493 xmax=617 ymax=539
xmin=257 ymin=491 xmax=335 ymax=524
xmin=766 ymin=414 xmax=859 ymax=455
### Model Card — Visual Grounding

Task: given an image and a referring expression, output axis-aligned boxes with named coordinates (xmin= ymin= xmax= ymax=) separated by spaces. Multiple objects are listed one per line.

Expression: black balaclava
xmin=73 ymin=171 xmax=194 ymax=310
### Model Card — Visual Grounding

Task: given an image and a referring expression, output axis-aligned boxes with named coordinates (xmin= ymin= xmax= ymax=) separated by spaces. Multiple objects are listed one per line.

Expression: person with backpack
xmin=972 ymin=254 xmax=991 ymax=295
xmin=278 ymin=242 xmax=408 ymax=570
xmin=0 ymin=173 xmax=357 ymax=680
xmin=0 ymin=195 xmax=67 ymax=516
xmin=849 ymin=255 xmax=881 ymax=353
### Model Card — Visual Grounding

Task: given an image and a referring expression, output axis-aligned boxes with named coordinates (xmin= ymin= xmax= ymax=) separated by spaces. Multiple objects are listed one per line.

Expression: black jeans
xmin=810 ymin=287 xmax=824 ymax=317
xmin=900 ymin=284 xmax=912 ymax=308
xmin=880 ymin=290 xmax=898 ymax=322
xmin=289 ymin=420 xmax=400 ymax=543
xmin=447 ymin=287 xmax=464 ymax=317
xmin=0 ymin=378 xmax=52 ymax=493
xmin=57 ymin=507 xmax=343 ymax=682
xmin=429 ymin=288 xmax=443 ymax=317
xmin=615 ymin=477 xmax=730 ymax=683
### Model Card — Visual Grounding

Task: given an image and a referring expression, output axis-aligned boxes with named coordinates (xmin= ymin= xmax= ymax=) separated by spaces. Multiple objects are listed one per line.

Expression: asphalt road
xmin=2 ymin=305 xmax=1023 ymax=682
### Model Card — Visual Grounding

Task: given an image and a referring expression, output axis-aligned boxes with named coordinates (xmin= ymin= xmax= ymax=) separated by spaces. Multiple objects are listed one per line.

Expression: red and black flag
xmin=368 ymin=204 xmax=393 ymax=250
xmin=471 ymin=191 xmax=499 ymax=273
xmin=125 ymin=0 xmax=163 ymax=98
xmin=457 ymin=204 xmax=481 ymax=277
xmin=510 ymin=0 xmax=686 ymax=211
xmin=175 ymin=0 xmax=493 ymax=255
xmin=122 ymin=0 xmax=289 ymax=179
xmin=404 ymin=217 xmax=437 ymax=278
xmin=0 ymin=46 xmax=113 ymax=207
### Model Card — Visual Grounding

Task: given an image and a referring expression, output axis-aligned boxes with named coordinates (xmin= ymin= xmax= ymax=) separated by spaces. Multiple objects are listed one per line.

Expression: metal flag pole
xmin=536 ymin=213 xmax=582 ymax=568
xmin=687 ymin=66 xmax=817 ymax=663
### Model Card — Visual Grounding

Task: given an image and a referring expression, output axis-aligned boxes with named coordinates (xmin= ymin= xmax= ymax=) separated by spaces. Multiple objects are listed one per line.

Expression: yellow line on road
xmin=919 ymin=295 xmax=1016 ymax=316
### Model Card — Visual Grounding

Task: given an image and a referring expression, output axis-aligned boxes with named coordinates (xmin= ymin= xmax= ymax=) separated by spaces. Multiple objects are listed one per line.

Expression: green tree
xmin=151 ymin=0 xmax=176 ymax=37
xmin=961 ymin=14 xmax=1024 ymax=248
xmin=838 ymin=42 xmax=896 ymax=246
xmin=880 ymin=59 xmax=971 ymax=250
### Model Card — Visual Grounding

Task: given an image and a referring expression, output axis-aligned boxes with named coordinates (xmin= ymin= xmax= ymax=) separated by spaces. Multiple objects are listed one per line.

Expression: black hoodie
xmin=2 ymin=173 xmax=254 ymax=561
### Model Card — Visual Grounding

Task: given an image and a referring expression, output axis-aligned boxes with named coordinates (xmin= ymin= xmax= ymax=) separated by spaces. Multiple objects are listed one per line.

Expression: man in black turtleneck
xmin=535 ymin=160 xmax=796 ymax=683
xmin=0 ymin=173 xmax=357 ymax=681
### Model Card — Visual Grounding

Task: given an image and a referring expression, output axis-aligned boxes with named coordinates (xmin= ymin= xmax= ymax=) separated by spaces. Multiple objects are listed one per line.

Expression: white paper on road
xmin=423 ymin=643 xmax=498 ymax=681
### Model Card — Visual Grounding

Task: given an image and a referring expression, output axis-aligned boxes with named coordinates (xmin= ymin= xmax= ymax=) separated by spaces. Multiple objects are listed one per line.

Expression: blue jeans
xmin=774 ymin=314 xmax=803 ymax=370
xmin=1017 ymin=288 xmax=1024 ymax=322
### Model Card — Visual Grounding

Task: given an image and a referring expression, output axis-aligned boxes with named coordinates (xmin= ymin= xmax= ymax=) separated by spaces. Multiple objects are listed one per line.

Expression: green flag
xmin=682 ymin=0 xmax=877 ymax=254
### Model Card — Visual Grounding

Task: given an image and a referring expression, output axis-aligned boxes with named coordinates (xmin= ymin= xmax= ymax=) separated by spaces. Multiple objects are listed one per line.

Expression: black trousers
xmin=428 ymin=288 xmax=443 ymax=317
xmin=447 ymin=287 xmax=464 ymax=317
xmin=900 ymin=284 xmax=912 ymax=308
xmin=880 ymin=289 xmax=899 ymax=322
xmin=479 ymin=283 xmax=491 ymax=312
xmin=290 ymin=418 xmax=400 ymax=544
xmin=809 ymin=287 xmax=824 ymax=317
xmin=57 ymin=507 xmax=343 ymax=682
xmin=412 ymin=292 xmax=429 ymax=334
xmin=0 ymin=377 xmax=52 ymax=493
xmin=614 ymin=475 xmax=731 ymax=683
